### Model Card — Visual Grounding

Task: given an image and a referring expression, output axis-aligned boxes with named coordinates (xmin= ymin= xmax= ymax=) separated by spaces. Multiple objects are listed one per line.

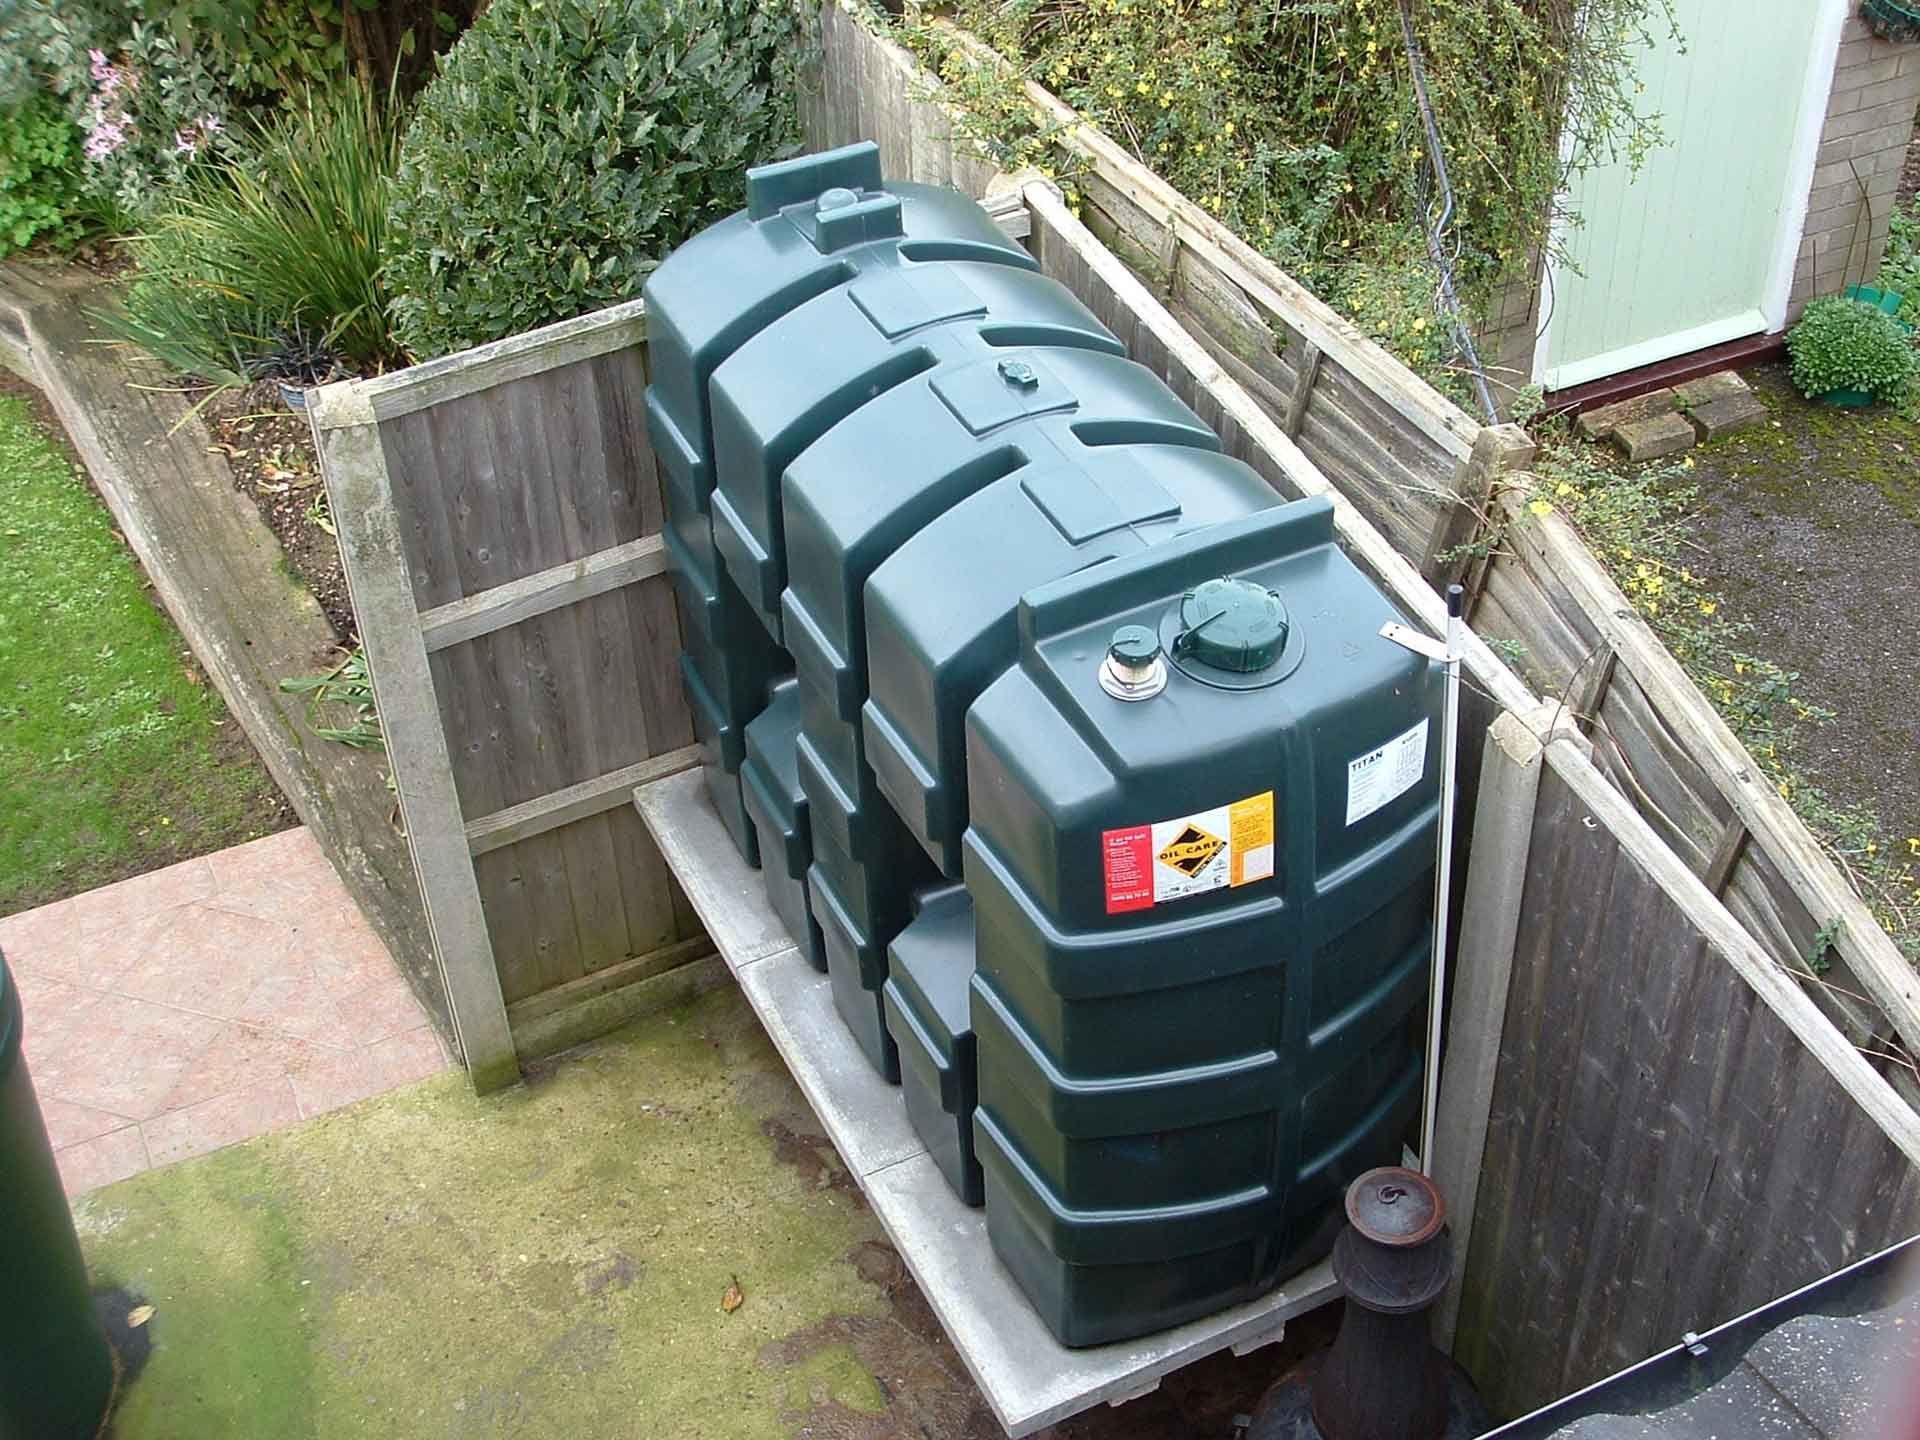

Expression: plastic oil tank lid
xmin=1175 ymin=577 xmax=1289 ymax=673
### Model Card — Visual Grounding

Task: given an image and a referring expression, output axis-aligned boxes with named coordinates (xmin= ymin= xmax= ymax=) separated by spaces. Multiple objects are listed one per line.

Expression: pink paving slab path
xmin=0 ymin=827 xmax=451 ymax=1195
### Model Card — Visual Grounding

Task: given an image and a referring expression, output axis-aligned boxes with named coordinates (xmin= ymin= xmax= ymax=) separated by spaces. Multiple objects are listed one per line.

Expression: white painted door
xmin=1538 ymin=0 xmax=1846 ymax=390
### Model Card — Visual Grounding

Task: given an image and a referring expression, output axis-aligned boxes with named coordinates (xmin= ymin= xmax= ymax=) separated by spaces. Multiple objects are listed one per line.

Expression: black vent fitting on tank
xmin=1311 ymin=1166 xmax=1453 ymax=1440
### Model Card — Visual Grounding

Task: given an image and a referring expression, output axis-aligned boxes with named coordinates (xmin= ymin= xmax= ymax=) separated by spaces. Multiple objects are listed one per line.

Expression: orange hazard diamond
xmin=1156 ymin=823 xmax=1224 ymax=877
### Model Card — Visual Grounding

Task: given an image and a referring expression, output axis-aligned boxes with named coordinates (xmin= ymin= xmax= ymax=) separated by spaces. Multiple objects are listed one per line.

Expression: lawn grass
xmin=0 ymin=384 xmax=287 ymax=913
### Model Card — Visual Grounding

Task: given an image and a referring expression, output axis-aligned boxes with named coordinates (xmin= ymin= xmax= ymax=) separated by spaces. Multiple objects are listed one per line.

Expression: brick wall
xmin=1789 ymin=18 xmax=1920 ymax=318
xmin=1476 ymin=16 xmax=1920 ymax=410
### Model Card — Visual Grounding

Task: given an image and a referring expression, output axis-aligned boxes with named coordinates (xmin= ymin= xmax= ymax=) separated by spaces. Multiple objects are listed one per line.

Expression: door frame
xmin=1533 ymin=0 xmax=1849 ymax=390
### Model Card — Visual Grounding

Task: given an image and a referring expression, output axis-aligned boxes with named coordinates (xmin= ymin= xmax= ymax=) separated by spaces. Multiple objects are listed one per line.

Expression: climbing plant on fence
xmin=897 ymin=0 xmax=1674 ymax=369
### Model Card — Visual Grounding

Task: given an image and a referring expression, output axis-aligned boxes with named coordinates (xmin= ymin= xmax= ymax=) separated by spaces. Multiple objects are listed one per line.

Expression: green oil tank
xmin=882 ymin=884 xmax=982 ymax=1205
xmin=740 ymin=679 xmax=825 ymax=971
xmin=778 ymin=348 xmax=1234 ymax=1080
xmin=643 ymin=141 xmax=1035 ymax=862
xmin=962 ymin=499 xmax=1440 ymax=1347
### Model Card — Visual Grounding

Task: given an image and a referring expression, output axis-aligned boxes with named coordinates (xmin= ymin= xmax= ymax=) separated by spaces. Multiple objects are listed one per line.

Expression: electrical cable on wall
xmin=1395 ymin=0 xmax=1501 ymax=424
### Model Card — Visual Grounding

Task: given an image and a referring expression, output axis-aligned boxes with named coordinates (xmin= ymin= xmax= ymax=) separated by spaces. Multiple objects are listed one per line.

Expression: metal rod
xmin=1420 ymin=583 xmax=1466 ymax=1174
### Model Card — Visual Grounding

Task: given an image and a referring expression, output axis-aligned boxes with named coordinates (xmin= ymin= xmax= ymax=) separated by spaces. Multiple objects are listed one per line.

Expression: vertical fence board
xmin=311 ymin=386 xmax=518 ymax=1091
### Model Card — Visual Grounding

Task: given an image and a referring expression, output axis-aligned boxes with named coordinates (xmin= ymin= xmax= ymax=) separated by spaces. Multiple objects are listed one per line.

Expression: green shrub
xmin=113 ymin=80 xmax=403 ymax=384
xmin=1785 ymin=297 xmax=1918 ymax=403
xmin=386 ymin=0 xmax=815 ymax=359
xmin=0 ymin=93 xmax=84 ymax=254
xmin=1877 ymin=197 xmax=1920 ymax=317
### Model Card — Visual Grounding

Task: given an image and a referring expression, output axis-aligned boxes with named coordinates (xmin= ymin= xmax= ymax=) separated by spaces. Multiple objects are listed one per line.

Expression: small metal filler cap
xmin=1099 ymin=625 xmax=1168 ymax=701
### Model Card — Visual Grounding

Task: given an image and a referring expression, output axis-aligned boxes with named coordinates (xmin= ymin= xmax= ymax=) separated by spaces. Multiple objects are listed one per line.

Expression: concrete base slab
xmin=635 ymin=769 xmax=1341 ymax=1437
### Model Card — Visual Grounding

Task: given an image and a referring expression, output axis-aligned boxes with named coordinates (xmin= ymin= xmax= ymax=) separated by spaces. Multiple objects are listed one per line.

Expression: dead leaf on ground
xmin=720 ymin=1276 xmax=744 ymax=1314
xmin=127 ymin=1305 xmax=155 ymax=1328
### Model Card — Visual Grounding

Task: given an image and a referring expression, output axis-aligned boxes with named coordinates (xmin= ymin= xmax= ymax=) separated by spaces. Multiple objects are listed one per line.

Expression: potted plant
xmin=1785 ymin=295 xmax=1918 ymax=407
xmin=1862 ymin=0 xmax=1920 ymax=42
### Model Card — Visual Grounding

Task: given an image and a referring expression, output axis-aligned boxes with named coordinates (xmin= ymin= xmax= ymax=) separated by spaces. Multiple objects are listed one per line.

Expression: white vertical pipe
xmin=1420 ymin=583 xmax=1466 ymax=1175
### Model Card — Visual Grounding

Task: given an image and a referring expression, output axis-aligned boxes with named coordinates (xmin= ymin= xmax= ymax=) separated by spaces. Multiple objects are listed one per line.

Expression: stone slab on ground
xmin=1576 ymin=389 xmax=1678 ymax=441
xmin=1686 ymin=393 xmax=1770 ymax=441
xmin=72 ymin=984 xmax=1330 ymax=1440
xmin=0 ymin=828 xmax=445 ymax=1195
xmin=1673 ymin=370 xmax=1758 ymax=409
xmin=1676 ymin=370 xmax=1770 ymax=441
xmin=1613 ymin=410 xmax=1698 ymax=461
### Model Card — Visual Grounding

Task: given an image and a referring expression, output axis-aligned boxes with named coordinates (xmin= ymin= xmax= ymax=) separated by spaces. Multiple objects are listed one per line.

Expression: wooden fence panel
xmin=1452 ymin=743 xmax=1920 ymax=1419
xmin=312 ymin=301 xmax=709 ymax=1089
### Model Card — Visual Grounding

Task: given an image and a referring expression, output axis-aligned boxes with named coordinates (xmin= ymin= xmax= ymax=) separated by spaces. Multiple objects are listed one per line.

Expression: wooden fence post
xmin=1433 ymin=702 xmax=1581 ymax=1349
xmin=1421 ymin=422 xmax=1536 ymax=587
xmin=309 ymin=381 xmax=520 ymax=1094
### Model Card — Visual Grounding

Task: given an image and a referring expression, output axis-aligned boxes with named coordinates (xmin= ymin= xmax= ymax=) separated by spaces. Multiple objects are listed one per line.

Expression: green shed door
xmin=1538 ymin=0 xmax=1845 ymax=391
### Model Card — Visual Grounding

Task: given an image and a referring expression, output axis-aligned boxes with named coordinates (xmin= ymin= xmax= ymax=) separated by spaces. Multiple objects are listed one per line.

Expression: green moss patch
xmin=77 ymin=988 xmax=899 ymax=1439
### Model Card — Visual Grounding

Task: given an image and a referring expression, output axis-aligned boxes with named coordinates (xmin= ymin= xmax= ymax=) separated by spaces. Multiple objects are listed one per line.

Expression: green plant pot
xmin=1816 ymin=386 xmax=1878 ymax=408
xmin=1844 ymin=283 xmax=1912 ymax=332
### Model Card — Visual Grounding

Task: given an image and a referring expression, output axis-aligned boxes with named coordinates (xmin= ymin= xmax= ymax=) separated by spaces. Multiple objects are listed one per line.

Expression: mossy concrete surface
xmin=1681 ymin=364 xmax=1920 ymax=859
xmin=77 ymin=985 xmax=908 ymax=1439
xmin=75 ymin=983 xmax=1322 ymax=1438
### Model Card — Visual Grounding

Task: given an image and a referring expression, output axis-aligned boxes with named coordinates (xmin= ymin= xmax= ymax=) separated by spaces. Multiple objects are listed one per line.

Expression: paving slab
xmin=0 ymin=827 xmax=447 ymax=1194
xmin=1673 ymin=370 xmax=1758 ymax=409
xmin=1576 ymin=389 xmax=1678 ymax=441
xmin=1613 ymin=410 xmax=1697 ymax=461
xmin=1686 ymin=393 xmax=1769 ymax=441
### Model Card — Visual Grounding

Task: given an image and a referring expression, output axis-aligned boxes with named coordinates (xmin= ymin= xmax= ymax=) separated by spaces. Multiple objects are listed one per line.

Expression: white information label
xmin=1345 ymin=719 xmax=1429 ymax=826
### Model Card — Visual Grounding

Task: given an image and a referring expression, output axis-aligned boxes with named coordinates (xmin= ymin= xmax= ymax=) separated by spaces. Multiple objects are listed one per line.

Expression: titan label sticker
xmin=1346 ymin=719 xmax=1429 ymax=826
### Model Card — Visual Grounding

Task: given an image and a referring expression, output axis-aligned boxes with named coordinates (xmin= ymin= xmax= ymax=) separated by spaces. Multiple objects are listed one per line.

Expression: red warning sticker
xmin=1102 ymin=824 xmax=1154 ymax=914
xmin=1102 ymin=790 xmax=1274 ymax=915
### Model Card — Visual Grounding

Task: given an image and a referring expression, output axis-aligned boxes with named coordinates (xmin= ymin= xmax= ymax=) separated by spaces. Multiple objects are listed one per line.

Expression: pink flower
xmin=200 ymin=114 xmax=222 ymax=133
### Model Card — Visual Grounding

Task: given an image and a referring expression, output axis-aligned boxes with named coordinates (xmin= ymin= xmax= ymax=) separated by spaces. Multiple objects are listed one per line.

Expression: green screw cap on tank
xmin=1175 ymin=577 xmax=1288 ymax=673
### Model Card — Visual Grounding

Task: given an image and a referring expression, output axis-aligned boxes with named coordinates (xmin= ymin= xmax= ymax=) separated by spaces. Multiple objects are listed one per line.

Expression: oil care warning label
xmin=1345 ymin=719 xmax=1429 ymax=826
xmin=1103 ymin=791 xmax=1275 ymax=914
